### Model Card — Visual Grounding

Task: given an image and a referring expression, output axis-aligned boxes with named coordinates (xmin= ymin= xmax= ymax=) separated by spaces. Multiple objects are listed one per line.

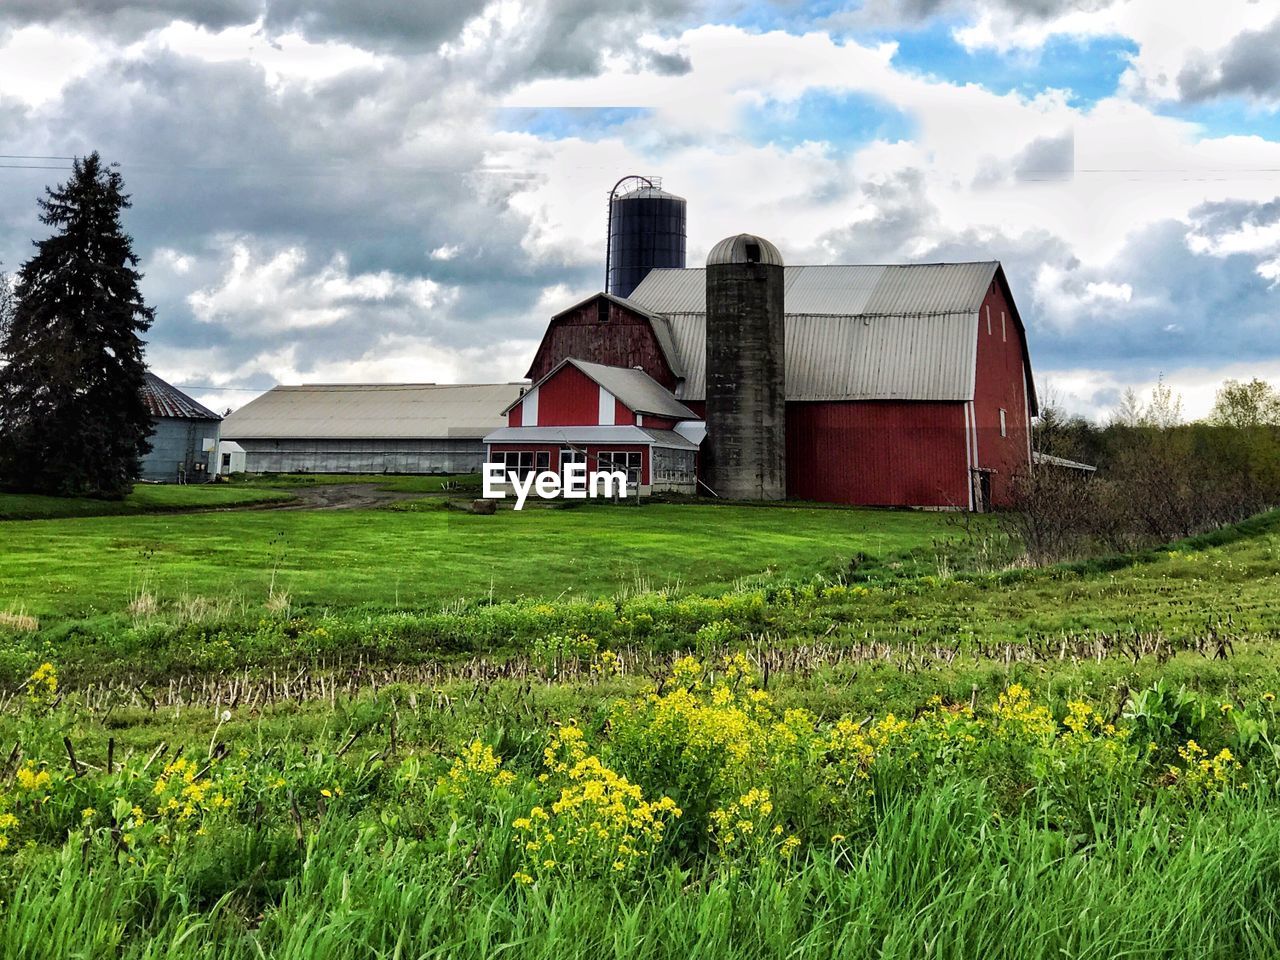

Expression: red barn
xmin=520 ymin=261 xmax=1036 ymax=510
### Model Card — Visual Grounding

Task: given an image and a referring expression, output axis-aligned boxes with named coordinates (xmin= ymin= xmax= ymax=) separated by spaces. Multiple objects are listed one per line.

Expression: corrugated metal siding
xmin=222 ymin=383 xmax=523 ymax=440
xmin=627 ymin=269 xmax=706 ymax=313
xmin=786 ymin=401 xmax=970 ymax=507
xmin=630 ymin=262 xmax=998 ymax=317
xmin=662 ymin=314 xmax=707 ymax=399
xmin=142 ymin=373 xmax=221 ymax=421
xmin=140 ymin=417 xmax=219 ymax=481
xmin=238 ymin=438 xmax=484 ymax=474
xmin=624 ymin=311 xmax=976 ymax=401
xmin=625 ymin=262 xmax=1000 ymax=402
xmin=785 ymin=313 xmax=977 ymax=401
xmin=784 ymin=265 xmax=884 ymax=313
xmin=862 ymin=263 xmax=997 ymax=314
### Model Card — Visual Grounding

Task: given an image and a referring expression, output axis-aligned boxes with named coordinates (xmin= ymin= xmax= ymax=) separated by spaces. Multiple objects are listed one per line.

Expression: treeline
xmin=1009 ymin=379 xmax=1280 ymax=562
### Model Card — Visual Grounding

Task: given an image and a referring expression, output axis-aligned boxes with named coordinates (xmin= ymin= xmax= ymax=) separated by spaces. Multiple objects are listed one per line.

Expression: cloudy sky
xmin=1 ymin=0 xmax=1278 ymax=419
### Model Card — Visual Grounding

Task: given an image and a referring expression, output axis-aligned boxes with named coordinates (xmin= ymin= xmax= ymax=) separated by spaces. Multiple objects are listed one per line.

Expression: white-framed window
xmin=535 ymin=450 xmax=550 ymax=472
xmin=560 ymin=447 xmax=586 ymax=473
xmin=999 ymin=409 xmax=1008 ymax=438
xmin=500 ymin=450 xmax=534 ymax=478
xmin=597 ymin=450 xmax=643 ymax=481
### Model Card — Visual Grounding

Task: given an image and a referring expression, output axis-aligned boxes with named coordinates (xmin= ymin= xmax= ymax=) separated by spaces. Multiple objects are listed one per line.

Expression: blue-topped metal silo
xmin=605 ymin=176 xmax=687 ymax=299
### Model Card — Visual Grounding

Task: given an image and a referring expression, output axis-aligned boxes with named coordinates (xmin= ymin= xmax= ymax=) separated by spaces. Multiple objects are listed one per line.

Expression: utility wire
xmin=173 ymin=383 xmax=265 ymax=392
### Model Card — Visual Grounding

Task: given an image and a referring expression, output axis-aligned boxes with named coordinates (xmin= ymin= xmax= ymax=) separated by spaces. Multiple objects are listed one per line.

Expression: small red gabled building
xmin=484 ymin=357 xmax=703 ymax=495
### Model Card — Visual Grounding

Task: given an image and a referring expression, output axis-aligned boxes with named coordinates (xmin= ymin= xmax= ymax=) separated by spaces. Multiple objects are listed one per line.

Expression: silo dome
xmin=706 ymin=234 xmax=784 ymax=267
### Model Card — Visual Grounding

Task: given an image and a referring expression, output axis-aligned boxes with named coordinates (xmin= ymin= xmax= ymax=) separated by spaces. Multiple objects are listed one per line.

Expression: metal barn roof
xmin=565 ymin=359 xmax=698 ymax=420
xmin=221 ymin=383 xmax=524 ymax=441
xmin=142 ymin=373 xmax=221 ymax=421
xmin=484 ymin=425 xmax=699 ymax=450
xmin=505 ymin=358 xmax=698 ymax=421
xmin=626 ymin=261 xmax=1030 ymax=404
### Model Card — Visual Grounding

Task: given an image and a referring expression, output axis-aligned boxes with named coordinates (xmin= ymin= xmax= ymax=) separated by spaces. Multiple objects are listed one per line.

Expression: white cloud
xmin=126 ymin=21 xmax=386 ymax=89
xmin=1047 ymin=360 xmax=1280 ymax=422
xmin=0 ymin=26 xmax=100 ymax=105
xmin=187 ymin=241 xmax=455 ymax=333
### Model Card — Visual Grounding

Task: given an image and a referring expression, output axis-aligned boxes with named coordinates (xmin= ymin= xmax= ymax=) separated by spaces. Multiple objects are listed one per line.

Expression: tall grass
xmin=4 ymin=782 xmax=1280 ymax=959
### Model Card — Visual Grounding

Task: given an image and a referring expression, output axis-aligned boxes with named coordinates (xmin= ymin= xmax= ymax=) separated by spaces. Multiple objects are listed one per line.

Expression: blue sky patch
xmin=712 ymin=0 xmax=852 ymax=32
xmin=493 ymin=107 xmax=653 ymax=141
xmin=889 ymin=22 xmax=1137 ymax=106
xmin=1155 ymin=99 xmax=1280 ymax=142
xmin=740 ymin=89 xmax=915 ymax=149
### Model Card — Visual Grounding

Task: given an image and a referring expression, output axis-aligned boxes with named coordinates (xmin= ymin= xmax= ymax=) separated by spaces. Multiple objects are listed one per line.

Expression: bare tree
xmin=1141 ymin=376 xmax=1183 ymax=428
xmin=0 ymin=270 xmax=14 ymax=360
xmin=1111 ymin=387 xmax=1144 ymax=427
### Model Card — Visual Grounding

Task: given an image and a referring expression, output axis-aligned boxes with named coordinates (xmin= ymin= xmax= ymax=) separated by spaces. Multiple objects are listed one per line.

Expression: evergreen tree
xmin=0 ymin=153 xmax=154 ymax=497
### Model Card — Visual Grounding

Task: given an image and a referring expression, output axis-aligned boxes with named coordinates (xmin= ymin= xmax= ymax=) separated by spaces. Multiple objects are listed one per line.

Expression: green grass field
xmin=229 ymin=472 xmax=481 ymax=493
xmin=3 ymin=496 xmax=1280 ymax=957
xmin=0 ymin=502 xmax=967 ymax=620
xmin=0 ymin=483 xmax=295 ymax=520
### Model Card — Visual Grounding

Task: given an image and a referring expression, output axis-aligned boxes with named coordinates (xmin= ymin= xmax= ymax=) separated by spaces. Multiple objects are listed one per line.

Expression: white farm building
xmin=219 ymin=383 xmax=524 ymax=475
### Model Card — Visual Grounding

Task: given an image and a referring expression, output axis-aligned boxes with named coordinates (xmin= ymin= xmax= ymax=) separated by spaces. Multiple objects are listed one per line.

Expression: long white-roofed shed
xmin=220 ymin=382 xmax=525 ymax=474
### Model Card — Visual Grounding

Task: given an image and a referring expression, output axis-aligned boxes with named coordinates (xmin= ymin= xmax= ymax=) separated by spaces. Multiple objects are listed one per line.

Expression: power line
xmin=173 ymin=383 xmax=266 ymax=392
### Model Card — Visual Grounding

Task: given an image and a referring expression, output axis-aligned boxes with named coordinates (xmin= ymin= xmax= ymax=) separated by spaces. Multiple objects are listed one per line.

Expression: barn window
xmin=502 ymin=451 xmax=534 ymax=478
xmin=1001 ymin=311 xmax=1007 ymax=342
xmin=999 ymin=409 xmax=1008 ymax=438
xmin=598 ymin=450 xmax=642 ymax=481
xmin=986 ymin=305 xmax=991 ymax=335
xmin=560 ymin=447 xmax=586 ymax=472
xmin=535 ymin=451 xmax=550 ymax=472
xmin=597 ymin=299 xmax=610 ymax=323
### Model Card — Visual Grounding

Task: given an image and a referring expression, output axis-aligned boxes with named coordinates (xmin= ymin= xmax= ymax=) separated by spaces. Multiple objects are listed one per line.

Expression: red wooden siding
xmin=786 ymin=401 xmax=970 ymax=508
xmin=536 ymin=364 xmax=603 ymax=426
xmin=973 ymin=282 xmax=1032 ymax=507
xmin=526 ymin=296 xmax=677 ymax=389
xmin=614 ymin=397 xmax=634 ymax=425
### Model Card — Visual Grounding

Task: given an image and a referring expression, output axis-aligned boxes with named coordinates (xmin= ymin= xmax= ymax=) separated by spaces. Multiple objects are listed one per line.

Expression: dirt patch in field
xmin=277 ymin=483 xmax=425 ymax=511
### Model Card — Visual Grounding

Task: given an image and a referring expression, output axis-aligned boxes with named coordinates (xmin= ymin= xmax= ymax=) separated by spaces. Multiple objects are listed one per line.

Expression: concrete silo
xmin=703 ymin=233 xmax=786 ymax=500
xmin=605 ymin=176 xmax=687 ymax=299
